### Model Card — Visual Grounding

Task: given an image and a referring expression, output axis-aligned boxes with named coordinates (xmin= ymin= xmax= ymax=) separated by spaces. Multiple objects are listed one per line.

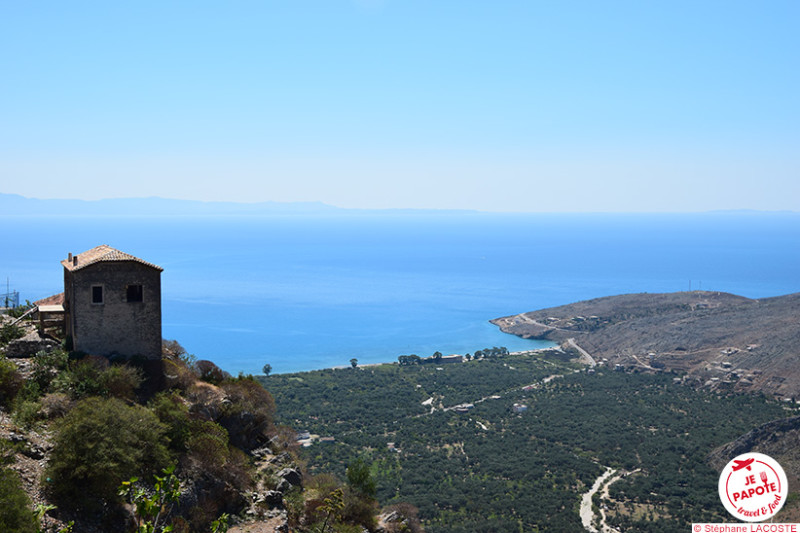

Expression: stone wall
xmin=4 ymin=331 xmax=59 ymax=358
xmin=65 ymin=261 xmax=162 ymax=359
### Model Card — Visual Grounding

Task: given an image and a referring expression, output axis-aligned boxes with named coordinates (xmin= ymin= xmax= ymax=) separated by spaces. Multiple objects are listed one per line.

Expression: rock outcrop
xmin=4 ymin=331 xmax=58 ymax=358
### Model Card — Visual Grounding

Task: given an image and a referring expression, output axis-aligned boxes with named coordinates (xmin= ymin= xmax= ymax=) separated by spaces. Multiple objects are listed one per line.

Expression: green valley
xmin=262 ymin=351 xmax=794 ymax=532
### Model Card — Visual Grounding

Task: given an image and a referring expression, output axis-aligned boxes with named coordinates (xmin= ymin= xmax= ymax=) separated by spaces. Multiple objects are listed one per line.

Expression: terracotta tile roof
xmin=34 ymin=293 xmax=65 ymax=306
xmin=61 ymin=245 xmax=164 ymax=272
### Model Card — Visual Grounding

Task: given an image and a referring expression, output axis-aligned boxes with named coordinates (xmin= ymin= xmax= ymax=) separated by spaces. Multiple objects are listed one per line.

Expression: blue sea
xmin=2 ymin=212 xmax=799 ymax=374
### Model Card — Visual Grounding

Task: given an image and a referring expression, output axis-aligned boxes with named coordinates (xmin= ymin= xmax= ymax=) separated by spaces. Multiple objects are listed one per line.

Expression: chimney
xmin=68 ymin=253 xmax=73 ymax=262
xmin=73 ymin=256 xmax=78 ymax=267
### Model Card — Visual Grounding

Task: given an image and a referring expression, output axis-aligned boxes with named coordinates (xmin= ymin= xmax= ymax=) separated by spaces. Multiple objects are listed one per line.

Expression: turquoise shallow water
xmin=2 ymin=212 xmax=799 ymax=374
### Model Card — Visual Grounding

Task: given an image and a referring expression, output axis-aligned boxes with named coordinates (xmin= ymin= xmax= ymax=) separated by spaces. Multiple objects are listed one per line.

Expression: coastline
xmin=274 ymin=346 xmax=560 ymax=376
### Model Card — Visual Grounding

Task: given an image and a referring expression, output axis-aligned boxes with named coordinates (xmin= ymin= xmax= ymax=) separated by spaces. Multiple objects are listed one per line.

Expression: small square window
xmin=126 ymin=284 xmax=143 ymax=303
xmin=92 ymin=286 xmax=103 ymax=304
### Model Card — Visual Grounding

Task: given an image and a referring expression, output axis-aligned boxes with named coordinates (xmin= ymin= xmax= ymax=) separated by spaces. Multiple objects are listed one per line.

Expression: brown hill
xmin=492 ymin=291 xmax=800 ymax=398
xmin=708 ymin=416 xmax=800 ymax=521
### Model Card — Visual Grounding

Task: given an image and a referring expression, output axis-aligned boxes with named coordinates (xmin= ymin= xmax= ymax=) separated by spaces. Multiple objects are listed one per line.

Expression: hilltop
xmin=491 ymin=291 xmax=800 ymax=398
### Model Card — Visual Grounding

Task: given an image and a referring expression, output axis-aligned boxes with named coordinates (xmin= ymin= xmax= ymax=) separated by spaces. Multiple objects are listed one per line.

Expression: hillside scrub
xmin=0 ymin=467 xmax=39 ymax=533
xmin=46 ymin=396 xmax=171 ymax=510
xmin=0 ymin=322 xmax=25 ymax=346
xmin=0 ymin=356 xmax=23 ymax=408
xmin=1 ymin=340 xmax=420 ymax=533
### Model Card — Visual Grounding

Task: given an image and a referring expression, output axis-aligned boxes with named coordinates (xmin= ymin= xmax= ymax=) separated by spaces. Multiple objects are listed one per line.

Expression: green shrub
xmin=52 ymin=358 xmax=105 ymax=398
xmin=39 ymin=392 xmax=72 ymax=419
xmin=46 ymin=397 xmax=170 ymax=509
xmin=0 ymin=467 xmax=38 ymax=532
xmin=99 ymin=364 xmax=143 ymax=401
xmin=0 ymin=358 xmax=23 ymax=408
xmin=0 ymin=323 xmax=24 ymax=346
xmin=149 ymin=391 xmax=193 ymax=454
xmin=15 ymin=380 xmax=41 ymax=404
xmin=7 ymin=301 xmax=33 ymax=319
xmin=52 ymin=358 xmax=142 ymax=401
xmin=12 ymin=400 xmax=42 ymax=430
xmin=346 ymin=457 xmax=376 ymax=498
xmin=31 ymin=350 xmax=69 ymax=391
xmin=341 ymin=486 xmax=377 ymax=531
xmin=185 ymin=420 xmax=230 ymax=476
xmin=183 ymin=418 xmax=254 ymax=495
xmin=163 ymin=357 xmax=198 ymax=391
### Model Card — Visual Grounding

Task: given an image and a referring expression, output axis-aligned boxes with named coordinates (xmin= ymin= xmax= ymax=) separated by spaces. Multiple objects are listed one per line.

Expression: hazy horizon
xmin=2 ymin=192 xmax=799 ymax=215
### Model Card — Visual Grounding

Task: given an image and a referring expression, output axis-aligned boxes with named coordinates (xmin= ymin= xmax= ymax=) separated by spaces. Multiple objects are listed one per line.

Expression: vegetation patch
xmin=263 ymin=353 xmax=792 ymax=532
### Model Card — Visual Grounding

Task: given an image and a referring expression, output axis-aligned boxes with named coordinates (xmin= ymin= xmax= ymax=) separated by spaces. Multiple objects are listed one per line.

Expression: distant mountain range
xmin=0 ymin=193 xmax=343 ymax=216
xmin=0 ymin=194 xmax=480 ymax=217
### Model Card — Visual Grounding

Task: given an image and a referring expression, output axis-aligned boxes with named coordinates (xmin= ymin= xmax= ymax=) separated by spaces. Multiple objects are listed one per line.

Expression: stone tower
xmin=62 ymin=245 xmax=163 ymax=359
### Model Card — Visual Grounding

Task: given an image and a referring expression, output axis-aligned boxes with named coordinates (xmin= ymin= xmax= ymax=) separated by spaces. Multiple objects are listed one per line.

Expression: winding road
xmin=580 ymin=467 xmax=640 ymax=533
xmin=567 ymin=338 xmax=597 ymax=367
xmin=580 ymin=467 xmax=617 ymax=532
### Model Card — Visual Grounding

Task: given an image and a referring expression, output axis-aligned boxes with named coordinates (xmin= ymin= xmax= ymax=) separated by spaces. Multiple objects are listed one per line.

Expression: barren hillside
xmin=492 ymin=291 xmax=800 ymax=398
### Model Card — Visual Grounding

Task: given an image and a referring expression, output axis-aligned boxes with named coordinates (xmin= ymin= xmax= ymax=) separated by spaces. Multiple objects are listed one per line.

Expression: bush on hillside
xmin=30 ymin=349 xmax=69 ymax=391
xmin=52 ymin=358 xmax=107 ymax=398
xmin=0 ymin=358 xmax=23 ymax=408
xmin=341 ymin=486 xmax=378 ymax=531
xmin=0 ymin=323 xmax=24 ymax=346
xmin=163 ymin=357 xmax=198 ymax=391
xmin=0 ymin=467 xmax=39 ymax=532
xmin=218 ymin=376 xmax=276 ymax=450
xmin=184 ymin=420 xmax=230 ymax=476
xmin=162 ymin=339 xmax=194 ymax=365
xmin=12 ymin=399 xmax=42 ymax=429
xmin=46 ymin=397 xmax=170 ymax=509
xmin=150 ymin=391 xmax=193 ymax=455
xmin=99 ymin=364 xmax=143 ymax=401
xmin=39 ymin=392 xmax=72 ymax=419
xmin=52 ymin=358 xmax=142 ymax=400
xmin=195 ymin=360 xmax=229 ymax=384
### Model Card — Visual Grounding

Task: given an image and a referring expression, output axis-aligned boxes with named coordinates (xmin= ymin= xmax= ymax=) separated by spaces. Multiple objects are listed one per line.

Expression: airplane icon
xmin=732 ymin=458 xmax=755 ymax=472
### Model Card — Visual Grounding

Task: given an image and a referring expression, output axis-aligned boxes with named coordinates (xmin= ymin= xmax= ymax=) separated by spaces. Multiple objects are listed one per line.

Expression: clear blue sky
xmin=1 ymin=1 xmax=798 ymax=212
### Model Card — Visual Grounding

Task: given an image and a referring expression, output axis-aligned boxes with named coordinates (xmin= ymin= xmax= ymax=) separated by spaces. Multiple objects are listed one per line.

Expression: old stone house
xmin=62 ymin=245 xmax=163 ymax=360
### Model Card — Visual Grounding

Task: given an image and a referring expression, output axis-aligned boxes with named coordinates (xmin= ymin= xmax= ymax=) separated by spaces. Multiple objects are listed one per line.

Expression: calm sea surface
xmin=2 ymin=212 xmax=799 ymax=374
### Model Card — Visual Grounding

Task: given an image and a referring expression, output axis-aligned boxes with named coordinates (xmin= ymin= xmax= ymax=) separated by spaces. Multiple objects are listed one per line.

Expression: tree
xmin=262 ymin=363 xmax=272 ymax=377
xmin=346 ymin=457 xmax=376 ymax=498
xmin=47 ymin=397 xmax=170 ymax=509
xmin=432 ymin=351 xmax=443 ymax=363
xmin=350 ymin=358 xmax=358 ymax=369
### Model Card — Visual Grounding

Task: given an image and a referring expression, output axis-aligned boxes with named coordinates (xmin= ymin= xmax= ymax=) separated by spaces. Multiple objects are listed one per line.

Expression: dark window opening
xmin=92 ymin=286 xmax=103 ymax=304
xmin=126 ymin=284 xmax=143 ymax=303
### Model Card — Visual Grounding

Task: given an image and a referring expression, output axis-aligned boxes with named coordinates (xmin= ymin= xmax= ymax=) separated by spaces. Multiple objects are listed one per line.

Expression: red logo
xmin=718 ymin=453 xmax=788 ymax=522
